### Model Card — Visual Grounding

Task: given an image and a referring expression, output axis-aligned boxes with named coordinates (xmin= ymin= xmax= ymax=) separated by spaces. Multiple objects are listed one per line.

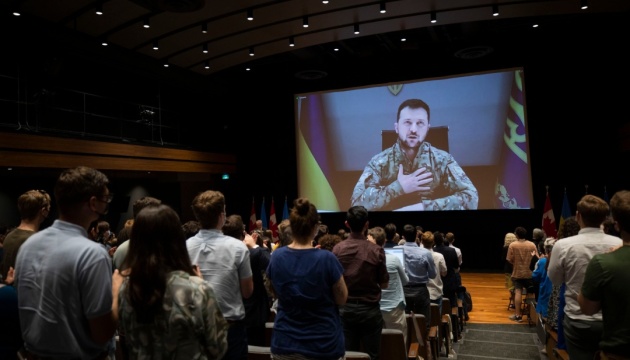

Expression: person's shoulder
xmin=368 ymin=146 xmax=395 ymax=163
xmin=425 ymin=143 xmax=451 ymax=157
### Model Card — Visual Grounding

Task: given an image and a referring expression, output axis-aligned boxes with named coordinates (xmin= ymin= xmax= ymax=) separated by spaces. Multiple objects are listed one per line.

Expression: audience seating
xmin=442 ymin=298 xmax=459 ymax=343
xmin=380 ymin=328 xmax=409 ymax=360
xmin=264 ymin=322 xmax=274 ymax=347
xmin=406 ymin=312 xmax=430 ymax=360
xmin=545 ymin=323 xmax=569 ymax=360
xmin=247 ymin=345 xmax=272 ymax=360
xmin=456 ymin=299 xmax=466 ymax=330
xmin=428 ymin=304 xmax=442 ymax=357
xmin=345 ymin=351 xmax=372 ymax=359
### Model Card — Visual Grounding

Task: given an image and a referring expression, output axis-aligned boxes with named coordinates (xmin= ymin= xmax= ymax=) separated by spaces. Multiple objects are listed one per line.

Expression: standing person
xmin=332 ymin=206 xmax=389 ymax=360
xmin=506 ymin=226 xmax=537 ymax=322
xmin=445 ymin=232 xmax=462 ymax=266
xmin=117 ymin=204 xmax=228 ymax=359
xmin=222 ymin=214 xmax=270 ymax=347
xmin=112 ymin=196 xmax=162 ymax=271
xmin=368 ymin=226 xmax=409 ymax=344
xmin=267 ymin=198 xmax=347 ymax=360
xmin=351 ymin=98 xmax=478 ymax=211
xmin=548 ymin=195 xmax=622 ymax=360
xmin=502 ymin=232 xmax=517 ymax=307
xmin=579 ymin=190 xmax=630 ymax=359
xmin=383 ymin=223 xmax=398 ymax=248
xmin=398 ymin=224 xmax=437 ymax=330
xmin=187 ymin=190 xmax=253 ymax=360
xmin=15 ymin=166 xmax=122 ymax=359
xmin=433 ymin=231 xmax=459 ymax=312
xmin=0 ymin=189 xmax=51 ymax=281
xmin=420 ymin=231 xmax=447 ymax=313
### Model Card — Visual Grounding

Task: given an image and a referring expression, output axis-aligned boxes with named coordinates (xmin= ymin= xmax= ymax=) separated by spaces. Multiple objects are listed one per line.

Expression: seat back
xmin=345 ymin=351 xmax=372 ymax=359
xmin=247 ymin=345 xmax=272 ymax=360
xmin=264 ymin=322 xmax=274 ymax=347
xmin=380 ymin=328 xmax=408 ymax=360
xmin=406 ymin=312 xmax=429 ymax=360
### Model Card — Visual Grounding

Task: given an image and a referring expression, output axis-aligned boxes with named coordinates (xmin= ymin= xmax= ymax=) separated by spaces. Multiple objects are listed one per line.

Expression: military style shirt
xmin=351 ymin=140 xmax=479 ymax=211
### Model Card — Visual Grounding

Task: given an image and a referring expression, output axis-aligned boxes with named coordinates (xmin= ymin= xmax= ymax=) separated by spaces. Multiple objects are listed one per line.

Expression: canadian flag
xmin=248 ymin=198 xmax=257 ymax=232
xmin=542 ymin=191 xmax=557 ymax=238
xmin=269 ymin=197 xmax=278 ymax=239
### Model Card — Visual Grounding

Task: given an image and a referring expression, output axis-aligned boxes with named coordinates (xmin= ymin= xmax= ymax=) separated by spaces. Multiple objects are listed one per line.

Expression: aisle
xmin=460 ymin=272 xmax=520 ymax=325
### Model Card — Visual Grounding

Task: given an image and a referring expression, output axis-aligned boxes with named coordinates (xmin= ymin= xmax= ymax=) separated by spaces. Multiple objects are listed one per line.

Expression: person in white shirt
xmin=548 ymin=194 xmax=622 ymax=360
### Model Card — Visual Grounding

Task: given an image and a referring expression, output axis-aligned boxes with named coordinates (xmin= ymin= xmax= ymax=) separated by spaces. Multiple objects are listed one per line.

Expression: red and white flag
xmin=542 ymin=191 xmax=557 ymax=238
xmin=269 ymin=197 xmax=278 ymax=239
xmin=248 ymin=198 xmax=257 ymax=232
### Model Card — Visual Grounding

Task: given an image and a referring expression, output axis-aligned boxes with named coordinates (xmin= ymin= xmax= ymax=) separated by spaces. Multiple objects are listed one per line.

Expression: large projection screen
xmin=295 ymin=68 xmax=533 ymax=212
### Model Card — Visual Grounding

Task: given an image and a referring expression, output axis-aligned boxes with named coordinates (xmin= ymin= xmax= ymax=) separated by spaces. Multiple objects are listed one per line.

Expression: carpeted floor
xmin=448 ymin=323 xmax=548 ymax=360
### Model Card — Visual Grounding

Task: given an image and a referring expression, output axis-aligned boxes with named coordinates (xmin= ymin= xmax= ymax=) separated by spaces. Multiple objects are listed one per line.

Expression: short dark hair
xmin=384 ymin=223 xmax=397 ymax=243
xmin=191 ymin=190 xmax=225 ymax=229
xmin=577 ymin=195 xmax=610 ymax=228
xmin=368 ymin=226 xmax=386 ymax=247
xmin=401 ymin=224 xmax=416 ymax=243
xmin=397 ymin=99 xmax=430 ymax=123
xmin=133 ymin=196 xmax=161 ymax=219
xmin=346 ymin=206 xmax=369 ymax=232
xmin=54 ymin=166 xmax=109 ymax=215
xmin=514 ymin=226 xmax=527 ymax=239
xmin=222 ymin=214 xmax=244 ymax=240
xmin=611 ymin=190 xmax=630 ymax=234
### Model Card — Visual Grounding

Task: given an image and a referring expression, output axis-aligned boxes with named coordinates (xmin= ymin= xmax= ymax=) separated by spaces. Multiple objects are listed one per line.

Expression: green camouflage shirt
xmin=351 ymin=140 xmax=478 ymax=211
xmin=118 ymin=270 xmax=228 ymax=360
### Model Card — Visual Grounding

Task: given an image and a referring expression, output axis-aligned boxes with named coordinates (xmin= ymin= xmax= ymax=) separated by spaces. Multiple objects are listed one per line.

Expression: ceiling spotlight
xmin=289 ymin=37 xmax=295 ymax=47
xmin=143 ymin=17 xmax=150 ymax=29
xmin=247 ymin=8 xmax=253 ymax=21
xmin=333 ymin=47 xmax=339 ymax=51
xmin=580 ymin=0 xmax=588 ymax=10
xmin=532 ymin=24 xmax=539 ymax=28
xmin=152 ymin=40 xmax=158 ymax=50
xmin=202 ymin=44 xmax=208 ymax=54
xmin=246 ymin=67 xmax=251 ymax=71
xmin=380 ymin=2 xmax=386 ymax=14
xmin=492 ymin=4 xmax=499 ymax=16
xmin=95 ymin=3 xmax=103 ymax=15
xmin=430 ymin=11 xmax=437 ymax=24
xmin=101 ymin=40 xmax=108 ymax=46
xmin=204 ymin=61 xmax=210 ymax=69
xmin=12 ymin=9 xmax=21 ymax=16
xmin=303 ymin=16 xmax=309 ymax=28
xmin=249 ymin=47 xmax=255 ymax=56
xmin=201 ymin=23 xmax=207 ymax=33
xmin=322 ymin=0 xmax=329 ymax=3
xmin=163 ymin=61 xmax=169 ymax=68
xmin=354 ymin=23 xmax=360 ymax=34
xmin=401 ymin=37 xmax=406 ymax=42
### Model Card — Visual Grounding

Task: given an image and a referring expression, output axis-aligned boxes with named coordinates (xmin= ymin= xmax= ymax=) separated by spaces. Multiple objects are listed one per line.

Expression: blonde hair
xmin=504 ymin=232 xmax=517 ymax=247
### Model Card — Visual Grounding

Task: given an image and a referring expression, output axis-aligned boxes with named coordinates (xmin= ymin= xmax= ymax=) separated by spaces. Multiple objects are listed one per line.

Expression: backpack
xmin=464 ymin=291 xmax=473 ymax=312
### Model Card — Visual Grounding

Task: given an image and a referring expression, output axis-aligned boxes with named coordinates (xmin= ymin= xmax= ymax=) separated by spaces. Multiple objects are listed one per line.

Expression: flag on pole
xmin=248 ymin=197 xmax=257 ymax=232
xmin=260 ymin=197 xmax=268 ymax=230
xmin=494 ymin=69 xmax=533 ymax=209
xmin=558 ymin=190 xmax=572 ymax=234
xmin=282 ymin=196 xmax=289 ymax=221
xmin=269 ymin=197 xmax=278 ymax=238
xmin=542 ymin=189 xmax=557 ymax=238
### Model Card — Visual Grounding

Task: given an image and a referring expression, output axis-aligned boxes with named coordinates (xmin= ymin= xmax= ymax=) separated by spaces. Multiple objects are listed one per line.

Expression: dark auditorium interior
xmin=1 ymin=0 xmax=629 ymax=271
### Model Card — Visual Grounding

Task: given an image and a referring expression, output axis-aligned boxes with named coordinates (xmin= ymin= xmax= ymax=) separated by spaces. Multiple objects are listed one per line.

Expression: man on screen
xmin=351 ymin=98 xmax=478 ymax=211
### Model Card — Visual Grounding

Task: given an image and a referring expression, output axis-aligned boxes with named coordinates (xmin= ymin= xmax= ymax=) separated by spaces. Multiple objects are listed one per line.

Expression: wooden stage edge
xmin=460 ymin=272 xmax=525 ymax=325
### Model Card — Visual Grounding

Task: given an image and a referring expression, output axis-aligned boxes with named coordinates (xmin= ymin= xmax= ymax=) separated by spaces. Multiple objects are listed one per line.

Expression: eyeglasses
xmin=98 ymin=193 xmax=114 ymax=204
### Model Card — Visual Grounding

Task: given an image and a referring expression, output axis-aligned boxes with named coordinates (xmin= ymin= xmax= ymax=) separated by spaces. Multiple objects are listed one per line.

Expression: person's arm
xmin=578 ymin=291 xmax=601 ymax=316
xmin=547 ymin=242 xmax=564 ymax=286
xmin=240 ymin=276 xmax=254 ymax=299
xmin=532 ymin=258 xmax=545 ymax=282
xmin=422 ymin=152 xmax=479 ymax=211
xmin=333 ymin=275 xmax=348 ymax=306
xmin=350 ymin=153 xmax=407 ymax=211
xmin=427 ymin=253 xmax=437 ymax=279
xmin=439 ymin=257 xmax=447 ymax=277
xmin=397 ymin=257 xmax=409 ymax=286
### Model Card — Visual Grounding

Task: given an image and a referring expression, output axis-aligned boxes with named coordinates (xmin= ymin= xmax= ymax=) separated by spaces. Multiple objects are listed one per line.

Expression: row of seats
xmin=252 ymin=298 xmax=467 ymax=360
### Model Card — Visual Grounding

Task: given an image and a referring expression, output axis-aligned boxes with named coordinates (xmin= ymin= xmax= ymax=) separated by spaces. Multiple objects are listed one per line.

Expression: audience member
xmin=601 ymin=217 xmax=620 ymax=237
xmin=532 ymin=238 xmax=556 ymax=321
xmin=267 ymin=198 xmax=347 ymax=359
xmin=548 ymin=195 xmax=622 ymax=360
xmin=275 ymin=219 xmax=292 ymax=250
xmin=0 ymin=266 xmax=21 ymax=359
xmin=223 ymin=214 xmax=270 ymax=347
xmin=333 ymin=206 xmax=389 ymax=360
xmin=187 ymin=190 xmax=253 ymax=360
xmin=383 ymin=223 xmax=398 ymax=248
xmin=319 ymin=233 xmax=343 ymax=252
xmin=502 ymin=233 xmax=517 ymax=307
xmin=0 ymin=189 xmax=51 ymax=281
xmin=579 ymin=190 xmax=630 ymax=359
xmin=182 ymin=220 xmax=201 ymax=239
xmin=113 ymin=196 xmax=162 ymax=271
xmin=445 ymin=232 xmax=462 ymax=266
xmin=15 ymin=166 xmax=122 ymax=359
xmin=420 ymin=231 xmax=447 ymax=313
xmin=506 ymin=226 xmax=537 ymax=322
xmin=369 ymin=226 xmax=409 ymax=344
xmin=433 ymin=231 xmax=459 ymax=310
xmin=398 ymin=224 xmax=436 ymax=331
xmin=337 ymin=228 xmax=349 ymax=240
xmin=546 ymin=216 xmax=580 ymax=352
xmin=117 ymin=204 xmax=228 ymax=359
